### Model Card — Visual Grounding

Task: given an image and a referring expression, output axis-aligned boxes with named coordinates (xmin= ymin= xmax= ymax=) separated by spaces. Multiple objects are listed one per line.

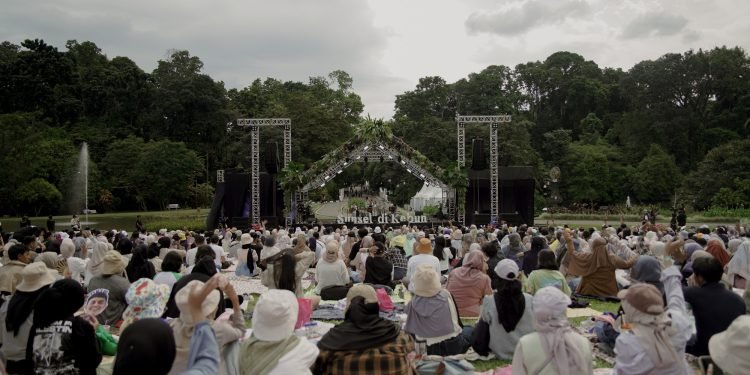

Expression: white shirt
xmin=405 ymin=254 xmax=441 ymax=291
xmin=210 ymin=244 xmax=225 ymax=266
xmin=186 ymin=247 xmax=198 ymax=266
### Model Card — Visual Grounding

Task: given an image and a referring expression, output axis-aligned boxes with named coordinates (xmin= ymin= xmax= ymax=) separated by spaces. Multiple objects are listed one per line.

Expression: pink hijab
xmin=451 ymin=250 xmax=486 ymax=282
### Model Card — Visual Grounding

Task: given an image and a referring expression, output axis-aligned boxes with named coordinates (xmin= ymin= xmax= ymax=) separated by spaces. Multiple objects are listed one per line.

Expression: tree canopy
xmin=1 ymin=37 xmax=748 ymax=214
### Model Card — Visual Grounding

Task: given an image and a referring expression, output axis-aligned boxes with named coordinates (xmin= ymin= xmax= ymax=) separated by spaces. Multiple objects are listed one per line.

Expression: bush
xmin=421 ymin=205 xmax=440 ymax=217
xmin=348 ymin=198 xmax=367 ymax=209
xmin=701 ymin=208 xmax=750 ymax=219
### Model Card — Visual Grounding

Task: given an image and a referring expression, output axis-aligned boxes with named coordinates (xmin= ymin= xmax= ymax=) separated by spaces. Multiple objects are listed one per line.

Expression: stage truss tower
xmin=456 ymin=115 xmax=512 ymax=224
xmin=237 ymin=118 xmax=292 ymax=225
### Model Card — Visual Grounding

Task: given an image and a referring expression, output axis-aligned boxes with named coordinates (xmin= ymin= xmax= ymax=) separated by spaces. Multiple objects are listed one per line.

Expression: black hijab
xmin=521 ymin=237 xmax=546 ymax=276
xmin=317 ymin=297 xmax=400 ymax=351
xmin=33 ymin=279 xmax=85 ymax=328
xmin=5 ymin=286 xmax=50 ymax=336
xmin=125 ymin=244 xmax=156 ymax=283
xmin=494 ymin=278 xmax=526 ymax=332
xmin=114 ymin=319 xmax=176 ymax=375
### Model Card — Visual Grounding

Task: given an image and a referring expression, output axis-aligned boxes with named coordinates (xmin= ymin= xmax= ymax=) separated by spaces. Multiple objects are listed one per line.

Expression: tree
xmin=16 ymin=178 xmax=62 ymax=215
xmin=631 ymin=144 xmax=682 ymax=204
xmin=682 ymin=139 xmax=750 ymax=209
xmin=138 ymin=140 xmax=202 ymax=209
xmin=579 ymin=113 xmax=603 ymax=143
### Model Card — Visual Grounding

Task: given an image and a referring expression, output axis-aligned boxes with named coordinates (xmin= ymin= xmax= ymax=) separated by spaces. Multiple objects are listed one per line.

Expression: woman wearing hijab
xmin=85 ymin=240 xmax=109 ymax=285
xmin=169 ymin=278 xmax=245 ymax=374
xmin=28 ymin=279 xmax=102 ymax=375
xmin=239 ymin=289 xmax=319 ymax=374
xmin=0 ymin=263 xmax=56 ymax=374
xmin=445 ymin=249 xmax=493 ymax=317
xmin=726 ymin=241 xmax=750 ymax=289
xmin=564 ymin=230 xmax=639 ymax=297
xmin=521 ymin=236 xmax=546 ymax=277
xmin=115 ymin=278 xmax=224 ymax=375
xmin=364 ymin=242 xmax=394 ymax=288
xmin=511 ymin=287 xmax=592 ymax=375
xmin=314 ymin=284 xmax=414 ymax=374
xmin=35 ymin=252 xmax=63 ymax=279
xmin=501 ymin=233 xmax=524 ymax=267
xmin=126 ymin=244 xmax=157 ymax=283
xmin=405 ymin=264 xmax=472 ymax=356
xmin=315 ymin=241 xmax=350 ymax=295
xmin=705 ymin=239 xmax=730 ymax=267
xmin=525 ymin=250 xmax=571 ymax=296
xmin=613 ymin=282 xmax=692 ymax=374
xmin=87 ymin=251 xmax=131 ymax=325
xmin=472 ymin=259 xmax=535 ymax=360
xmin=629 ymin=256 xmax=666 ymax=296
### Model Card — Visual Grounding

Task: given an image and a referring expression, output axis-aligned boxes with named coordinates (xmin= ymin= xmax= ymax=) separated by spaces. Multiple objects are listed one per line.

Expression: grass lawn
xmin=2 ymin=209 xmax=209 ymax=232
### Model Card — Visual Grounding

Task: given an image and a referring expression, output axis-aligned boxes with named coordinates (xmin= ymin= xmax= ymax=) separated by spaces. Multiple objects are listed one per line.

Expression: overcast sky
xmin=2 ymin=0 xmax=748 ymax=119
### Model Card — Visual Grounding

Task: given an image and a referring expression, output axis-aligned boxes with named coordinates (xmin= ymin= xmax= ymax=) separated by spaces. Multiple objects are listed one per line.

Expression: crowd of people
xmin=0 ymin=219 xmax=748 ymax=374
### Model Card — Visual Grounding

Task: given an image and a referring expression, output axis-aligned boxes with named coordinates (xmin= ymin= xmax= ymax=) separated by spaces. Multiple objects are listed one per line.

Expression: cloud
xmin=621 ymin=11 xmax=688 ymax=39
xmin=465 ymin=0 xmax=590 ymax=36
xmin=0 ymin=0 xmax=391 ymax=115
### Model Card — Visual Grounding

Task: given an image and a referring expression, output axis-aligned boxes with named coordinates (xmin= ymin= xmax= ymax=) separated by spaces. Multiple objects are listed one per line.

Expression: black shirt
xmin=684 ymin=282 xmax=746 ymax=356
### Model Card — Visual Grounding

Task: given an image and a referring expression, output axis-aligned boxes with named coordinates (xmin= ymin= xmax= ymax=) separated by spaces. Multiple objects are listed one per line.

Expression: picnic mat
xmin=566 ymin=307 xmax=602 ymax=318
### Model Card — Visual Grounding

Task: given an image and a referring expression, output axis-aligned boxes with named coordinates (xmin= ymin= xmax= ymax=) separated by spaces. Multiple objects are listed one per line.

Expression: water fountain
xmin=70 ymin=142 xmax=94 ymax=226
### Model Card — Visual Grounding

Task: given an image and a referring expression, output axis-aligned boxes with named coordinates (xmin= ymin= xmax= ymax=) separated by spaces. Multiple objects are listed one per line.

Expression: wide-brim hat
xmin=16 ymin=262 xmax=57 ymax=292
xmin=252 ymin=289 xmax=298 ymax=341
xmin=240 ymin=233 xmax=253 ymax=246
xmin=709 ymin=315 xmax=750 ymax=374
xmin=175 ymin=280 xmax=220 ymax=324
xmin=122 ymin=278 xmax=171 ymax=325
xmin=412 ymin=264 xmax=441 ymax=297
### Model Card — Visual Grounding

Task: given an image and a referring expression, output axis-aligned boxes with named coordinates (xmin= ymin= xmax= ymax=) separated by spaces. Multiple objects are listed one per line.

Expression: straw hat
xmin=16 ymin=262 xmax=56 ymax=292
xmin=240 ymin=233 xmax=253 ymax=246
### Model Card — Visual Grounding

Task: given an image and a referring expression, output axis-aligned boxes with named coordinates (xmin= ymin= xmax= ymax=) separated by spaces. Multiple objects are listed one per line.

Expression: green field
xmin=1 ymin=209 xmax=209 ymax=233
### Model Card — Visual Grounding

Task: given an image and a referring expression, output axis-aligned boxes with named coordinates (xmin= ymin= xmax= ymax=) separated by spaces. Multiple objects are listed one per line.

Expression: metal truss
xmin=295 ymin=191 xmax=308 ymax=223
xmin=455 ymin=114 xmax=512 ymax=224
xmin=216 ymin=169 xmax=225 ymax=183
xmin=300 ymin=143 xmax=448 ymax=192
xmin=237 ymin=118 xmax=292 ymax=225
xmin=457 ymin=122 xmax=465 ymax=167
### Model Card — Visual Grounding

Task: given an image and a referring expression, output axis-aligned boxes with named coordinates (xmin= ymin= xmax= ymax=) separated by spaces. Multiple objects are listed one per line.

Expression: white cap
xmin=252 ymin=289 xmax=298 ymax=341
xmin=494 ymin=259 xmax=519 ymax=280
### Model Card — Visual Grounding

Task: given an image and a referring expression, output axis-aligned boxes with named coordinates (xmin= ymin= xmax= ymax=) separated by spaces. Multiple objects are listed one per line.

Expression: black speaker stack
xmin=464 ymin=139 xmax=534 ymax=226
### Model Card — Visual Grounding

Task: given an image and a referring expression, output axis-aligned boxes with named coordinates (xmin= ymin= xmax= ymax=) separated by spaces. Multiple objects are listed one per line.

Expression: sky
xmin=1 ymin=0 xmax=749 ymax=119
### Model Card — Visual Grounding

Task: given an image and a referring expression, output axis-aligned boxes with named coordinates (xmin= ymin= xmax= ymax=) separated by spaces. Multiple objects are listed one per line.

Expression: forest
xmin=0 ymin=38 xmax=749 ymax=215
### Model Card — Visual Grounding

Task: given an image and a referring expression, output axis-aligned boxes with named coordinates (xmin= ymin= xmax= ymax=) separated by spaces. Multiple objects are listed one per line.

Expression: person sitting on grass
xmin=364 ymin=242 xmax=394 ymax=288
xmin=239 ymin=289 xmax=319 ymax=374
xmin=472 ymin=259 xmax=535 ymax=360
xmin=154 ymin=251 xmax=184 ymax=289
xmin=564 ymin=229 xmax=638 ymax=298
xmin=684 ymin=256 xmax=746 ymax=356
xmin=445 ymin=249 xmax=493 ymax=318
xmin=511 ymin=286 xmax=592 ymax=375
xmin=405 ymin=264 xmax=472 ymax=356
xmin=525 ymin=249 xmax=571 ymax=296
xmin=315 ymin=241 xmax=350 ymax=296
xmin=314 ymin=284 xmax=414 ymax=374
xmin=169 ymin=277 xmax=245 ymax=374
